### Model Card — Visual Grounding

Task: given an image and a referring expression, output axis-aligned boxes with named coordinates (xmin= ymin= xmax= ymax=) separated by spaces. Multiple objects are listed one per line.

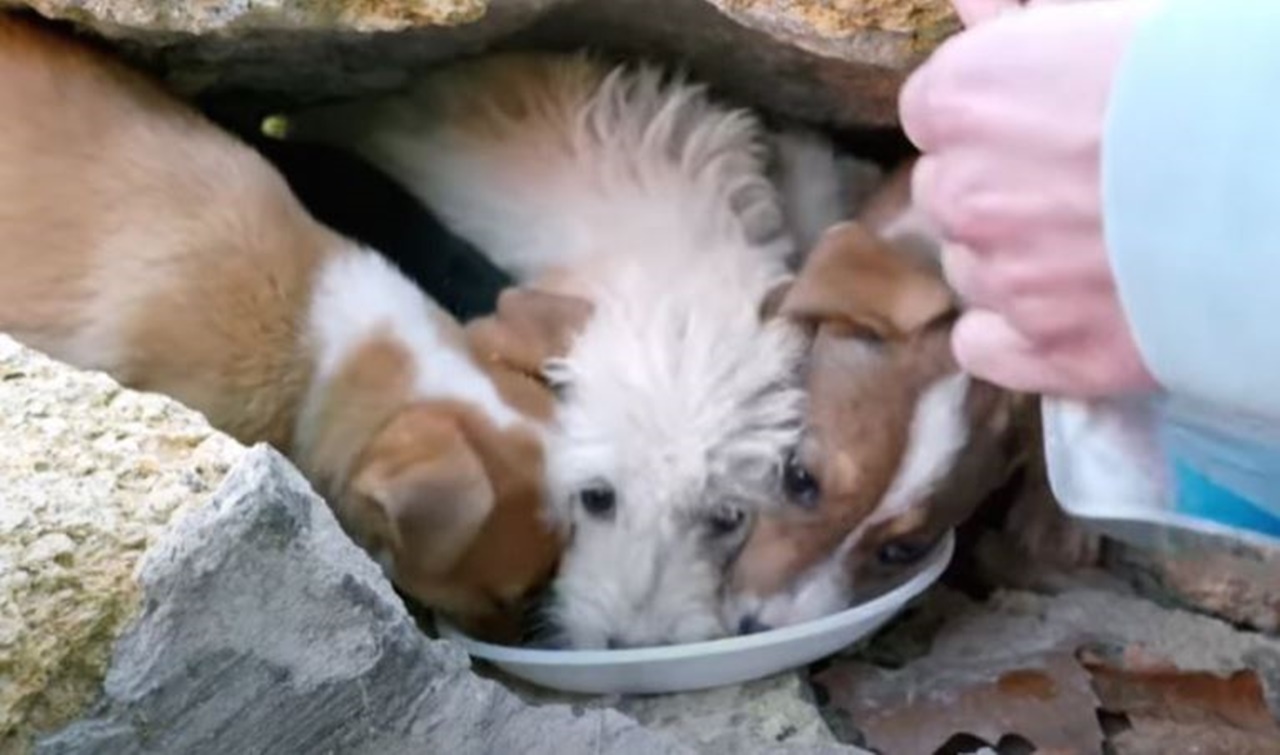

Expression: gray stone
xmin=0 ymin=334 xmax=244 ymax=755
xmin=33 ymin=447 xmax=700 ymax=755
xmin=4 ymin=0 xmax=959 ymax=129
xmin=503 ymin=670 xmax=864 ymax=754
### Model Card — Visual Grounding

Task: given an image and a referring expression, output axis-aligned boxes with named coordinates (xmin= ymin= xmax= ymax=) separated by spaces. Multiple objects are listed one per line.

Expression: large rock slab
xmin=3 ymin=0 xmax=959 ymax=128
xmin=33 ymin=447 xmax=706 ymax=755
xmin=0 ymin=335 xmax=244 ymax=755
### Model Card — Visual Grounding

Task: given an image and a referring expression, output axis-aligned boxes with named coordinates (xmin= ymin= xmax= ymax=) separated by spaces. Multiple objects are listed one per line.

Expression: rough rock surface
xmin=814 ymin=586 xmax=1280 ymax=754
xmin=0 ymin=335 xmax=244 ymax=755
xmin=3 ymin=0 xmax=959 ymax=128
xmin=33 ymin=446 xmax=867 ymax=755
xmin=504 ymin=669 xmax=849 ymax=752
xmin=1108 ymin=532 xmax=1280 ymax=634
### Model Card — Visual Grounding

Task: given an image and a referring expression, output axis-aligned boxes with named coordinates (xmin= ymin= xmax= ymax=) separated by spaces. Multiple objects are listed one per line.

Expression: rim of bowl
xmin=436 ymin=530 xmax=954 ymax=666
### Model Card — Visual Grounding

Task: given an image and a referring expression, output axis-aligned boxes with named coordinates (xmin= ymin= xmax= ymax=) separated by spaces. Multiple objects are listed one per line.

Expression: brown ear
xmin=467 ymin=287 xmax=594 ymax=375
xmin=352 ymin=411 xmax=494 ymax=577
xmin=781 ymin=222 xmax=955 ymax=340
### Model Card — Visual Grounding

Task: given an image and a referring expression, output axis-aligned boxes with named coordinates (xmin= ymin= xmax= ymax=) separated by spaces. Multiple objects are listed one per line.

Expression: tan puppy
xmin=0 ymin=14 xmax=585 ymax=643
xmin=725 ymin=163 xmax=1034 ymax=633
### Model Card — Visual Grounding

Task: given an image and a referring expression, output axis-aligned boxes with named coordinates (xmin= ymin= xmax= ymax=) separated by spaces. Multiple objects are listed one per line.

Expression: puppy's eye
xmin=876 ymin=538 xmax=933 ymax=566
xmin=577 ymin=483 xmax=616 ymax=519
xmin=848 ymin=321 xmax=888 ymax=345
xmin=782 ymin=449 xmax=820 ymax=508
xmin=705 ymin=504 xmax=747 ymax=538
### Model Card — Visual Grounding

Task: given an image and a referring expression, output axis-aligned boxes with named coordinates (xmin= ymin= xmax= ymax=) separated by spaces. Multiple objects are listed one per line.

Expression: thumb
xmin=951 ymin=0 xmax=1022 ymax=26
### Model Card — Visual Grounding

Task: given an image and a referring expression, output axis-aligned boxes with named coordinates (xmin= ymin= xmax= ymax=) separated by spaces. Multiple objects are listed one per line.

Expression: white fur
xmin=293 ymin=57 xmax=806 ymax=647
xmin=729 ymin=373 xmax=973 ymax=630
xmin=296 ymin=247 xmax=520 ymax=465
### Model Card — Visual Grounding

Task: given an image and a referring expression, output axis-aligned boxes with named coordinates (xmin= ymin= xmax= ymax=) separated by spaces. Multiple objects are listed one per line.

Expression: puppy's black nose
xmin=737 ymin=616 xmax=770 ymax=635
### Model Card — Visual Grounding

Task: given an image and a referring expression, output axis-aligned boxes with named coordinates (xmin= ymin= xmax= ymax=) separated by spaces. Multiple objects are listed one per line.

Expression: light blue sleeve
xmin=1103 ymin=0 xmax=1280 ymax=422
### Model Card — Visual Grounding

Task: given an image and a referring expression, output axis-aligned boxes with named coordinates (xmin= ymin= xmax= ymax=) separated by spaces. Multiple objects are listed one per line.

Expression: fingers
xmin=901 ymin=0 xmax=1023 ymax=151
xmin=940 ymin=241 xmax=990 ymax=307
xmin=952 ymin=309 xmax=1070 ymax=394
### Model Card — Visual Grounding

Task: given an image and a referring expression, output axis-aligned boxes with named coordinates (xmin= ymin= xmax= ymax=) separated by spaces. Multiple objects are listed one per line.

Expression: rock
xmin=503 ymin=670 xmax=866 ymax=754
xmin=1108 ymin=532 xmax=1280 ymax=634
xmin=706 ymin=0 xmax=956 ymax=63
xmin=7 ymin=0 xmax=489 ymax=33
xmin=812 ymin=587 xmax=1280 ymax=755
xmin=616 ymin=672 xmax=839 ymax=751
xmin=0 ymin=334 xmax=244 ymax=755
xmin=4 ymin=0 xmax=957 ymax=129
xmin=32 ymin=447 xmax=703 ymax=755
xmin=1108 ymin=720 xmax=1280 ymax=755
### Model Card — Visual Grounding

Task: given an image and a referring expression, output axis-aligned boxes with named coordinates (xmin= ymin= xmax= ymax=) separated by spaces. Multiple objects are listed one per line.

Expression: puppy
xmin=0 ymin=15 xmax=583 ymax=643
xmin=287 ymin=53 xmax=806 ymax=648
xmin=725 ymin=160 xmax=1033 ymax=633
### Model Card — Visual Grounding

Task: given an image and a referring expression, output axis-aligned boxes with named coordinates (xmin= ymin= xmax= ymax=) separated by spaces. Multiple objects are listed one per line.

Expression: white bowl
xmin=437 ymin=531 xmax=954 ymax=695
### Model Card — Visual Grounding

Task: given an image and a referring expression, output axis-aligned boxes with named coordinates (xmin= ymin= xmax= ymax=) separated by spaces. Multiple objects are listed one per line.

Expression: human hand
xmin=899 ymin=0 xmax=1161 ymax=397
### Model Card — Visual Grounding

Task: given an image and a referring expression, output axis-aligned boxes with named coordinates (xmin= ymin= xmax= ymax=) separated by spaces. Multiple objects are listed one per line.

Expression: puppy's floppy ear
xmin=468 ymin=287 xmax=594 ymax=376
xmin=466 ymin=287 xmax=594 ymax=416
xmin=352 ymin=411 xmax=494 ymax=577
xmin=781 ymin=222 xmax=955 ymax=341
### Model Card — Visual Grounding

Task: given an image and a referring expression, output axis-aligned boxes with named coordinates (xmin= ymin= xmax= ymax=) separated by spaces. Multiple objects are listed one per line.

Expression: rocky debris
xmin=0 ymin=335 xmax=244 ymax=755
xmin=1107 ymin=531 xmax=1280 ymax=634
xmin=1080 ymin=644 xmax=1280 ymax=755
xmin=503 ymin=669 xmax=860 ymax=754
xmin=3 ymin=0 xmax=959 ymax=129
xmin=813 ymin=587 xmax=1280 ymax=755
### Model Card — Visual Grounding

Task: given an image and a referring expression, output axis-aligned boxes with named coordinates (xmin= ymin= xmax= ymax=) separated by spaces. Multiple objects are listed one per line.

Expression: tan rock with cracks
xmin=0 ymin=334 xmax=244 ymax=755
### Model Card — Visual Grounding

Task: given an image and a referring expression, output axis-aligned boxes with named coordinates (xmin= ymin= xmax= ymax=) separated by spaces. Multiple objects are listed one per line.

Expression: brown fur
xmin=0 ymin=15 xmax=583 ymax=642
xmin=417 ymin=52 xmax=606 ymax=154
xmin=0 ymin=14 xmax=328 ymax=450
xmin=344 ymin=399 xmax=559 ymax=642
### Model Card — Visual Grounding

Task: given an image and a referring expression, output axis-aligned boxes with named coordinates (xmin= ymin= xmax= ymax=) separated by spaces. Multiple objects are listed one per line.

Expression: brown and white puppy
xmin=725 ymin=161 xmax=1034 ymax=633
xmin=0 ymin=14 xmax=584 ymax=643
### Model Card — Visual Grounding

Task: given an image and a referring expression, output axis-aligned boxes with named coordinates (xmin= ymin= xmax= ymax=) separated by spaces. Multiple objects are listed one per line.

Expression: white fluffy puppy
xmin=289 ymin=54 xmax=807 ymax=648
